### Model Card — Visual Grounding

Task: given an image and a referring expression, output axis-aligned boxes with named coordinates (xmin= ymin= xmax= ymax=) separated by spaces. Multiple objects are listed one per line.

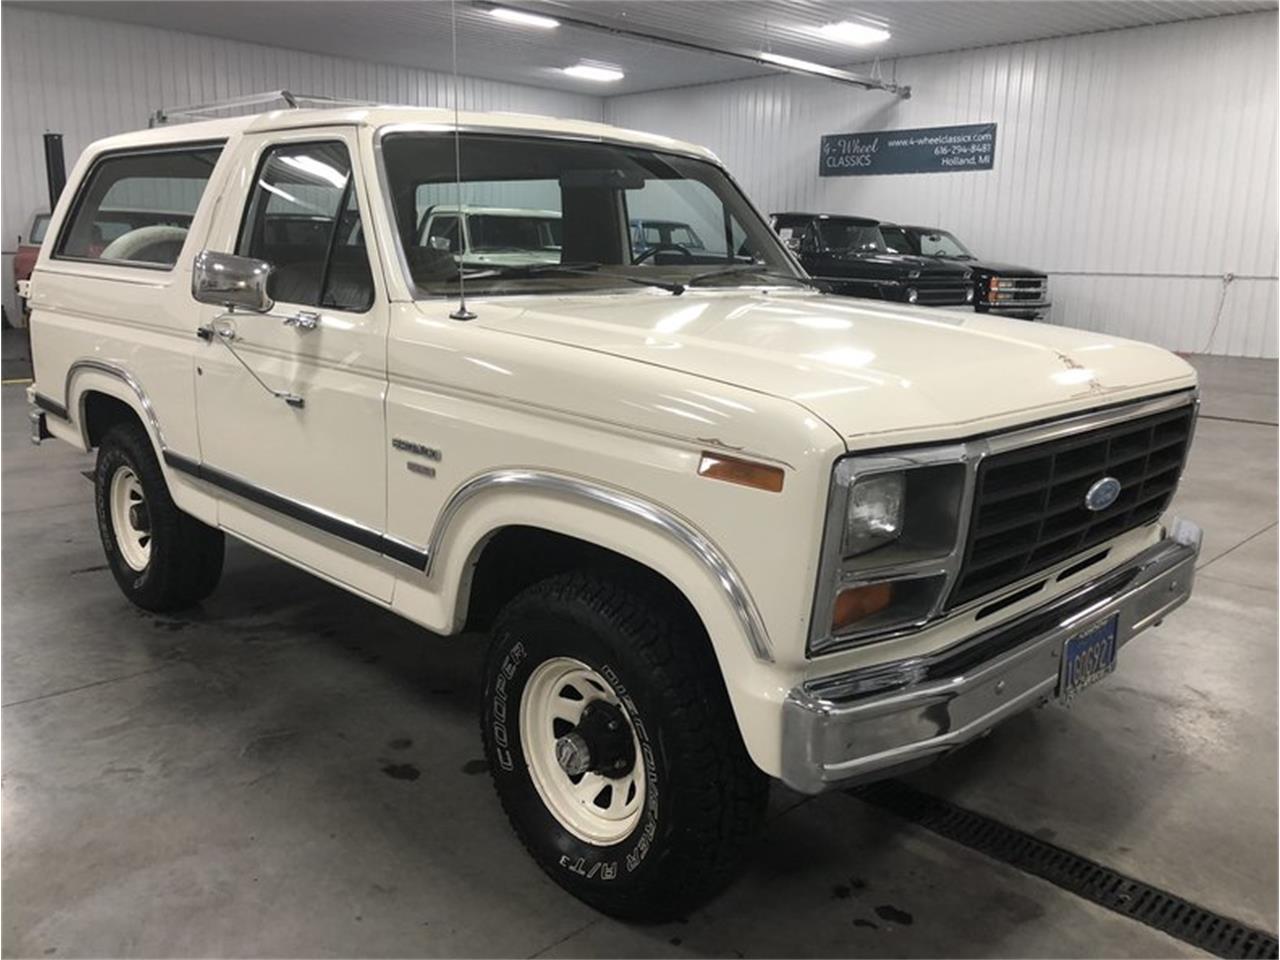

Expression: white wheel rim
xmin=520 ymin=657 xmax=646 ymax=845
xmin=109 ymin=466 xmax=151 ymax=572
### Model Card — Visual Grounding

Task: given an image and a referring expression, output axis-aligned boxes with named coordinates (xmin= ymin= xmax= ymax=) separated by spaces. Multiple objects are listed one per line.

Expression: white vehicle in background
xmin=25 ymin=102 xmax=1202 ymax=920
xmin=419 ymin=204 xmax=561 ymax=268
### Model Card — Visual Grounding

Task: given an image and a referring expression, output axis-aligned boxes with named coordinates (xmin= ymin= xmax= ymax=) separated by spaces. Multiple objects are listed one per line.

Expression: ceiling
xmin=18 ymin=0 xmax=1279 ymax=96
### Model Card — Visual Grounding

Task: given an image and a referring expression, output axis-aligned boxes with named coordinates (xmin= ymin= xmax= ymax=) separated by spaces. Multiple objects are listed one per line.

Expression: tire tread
xmin=483 ymin=569 xmax=767 ymax=920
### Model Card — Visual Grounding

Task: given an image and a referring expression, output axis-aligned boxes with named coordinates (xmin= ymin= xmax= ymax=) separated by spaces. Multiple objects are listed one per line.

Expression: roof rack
xmin=149 ymin=90 xmax=379 ymax=127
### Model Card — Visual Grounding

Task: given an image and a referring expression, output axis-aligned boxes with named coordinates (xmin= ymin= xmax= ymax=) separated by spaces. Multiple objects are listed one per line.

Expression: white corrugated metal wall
xmin=4 ymin=7 xmax=1276 ymax=356
xmin=0 ymin=5 xmax=605 ymax=318
xmin=607 ymin=11 xmax=1279 ymax=358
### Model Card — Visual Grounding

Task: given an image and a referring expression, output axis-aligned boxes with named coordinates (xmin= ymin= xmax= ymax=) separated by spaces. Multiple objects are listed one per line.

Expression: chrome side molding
xmin=57 ymin=360 xmax=773 ymax=660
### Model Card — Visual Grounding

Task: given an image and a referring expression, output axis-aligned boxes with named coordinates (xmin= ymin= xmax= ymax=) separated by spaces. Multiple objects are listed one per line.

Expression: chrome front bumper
xmin=780 ymin=518 xmax=1202 ymax=794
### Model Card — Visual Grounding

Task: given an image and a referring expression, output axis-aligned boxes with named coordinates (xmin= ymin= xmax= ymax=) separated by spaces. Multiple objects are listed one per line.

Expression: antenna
xmin=448 ymin=0 xmax=477 ymax=321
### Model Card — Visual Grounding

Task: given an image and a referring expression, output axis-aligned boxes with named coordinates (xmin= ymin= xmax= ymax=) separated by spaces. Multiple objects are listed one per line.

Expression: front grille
xmin=949 ymin=403 xmax=1195 ymax=607
xmin=991 ymin=277 xmax=1047 ymax=303
xmin=916 ymin=281 xmax=971 ymax=306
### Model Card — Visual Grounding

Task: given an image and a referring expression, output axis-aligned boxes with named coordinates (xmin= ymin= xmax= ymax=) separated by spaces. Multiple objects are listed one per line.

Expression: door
xmin=194 ymin=131 xmax=392 ymax=600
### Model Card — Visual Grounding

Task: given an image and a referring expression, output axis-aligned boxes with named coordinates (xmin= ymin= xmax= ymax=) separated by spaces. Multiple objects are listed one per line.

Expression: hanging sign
xmin=819 ymin=122 xmax=997 ymax=176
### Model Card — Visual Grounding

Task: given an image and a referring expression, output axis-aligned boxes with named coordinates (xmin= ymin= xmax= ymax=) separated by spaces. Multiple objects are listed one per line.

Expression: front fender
xmin=390 ymin=472 xmax=803 ymax=778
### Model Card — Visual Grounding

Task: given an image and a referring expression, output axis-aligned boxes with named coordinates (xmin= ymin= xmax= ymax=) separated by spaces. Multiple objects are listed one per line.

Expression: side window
xmin=237 ymin=141 xmax=374 ymax=313
xmin=55 ymin=143 xmax=223 ymax=268
xmin=880 ymin=227 xmax=912 ymax=254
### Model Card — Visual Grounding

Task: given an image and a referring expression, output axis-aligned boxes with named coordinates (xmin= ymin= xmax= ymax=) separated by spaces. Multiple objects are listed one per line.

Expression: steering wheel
xmin=632 ymin=242 xmax=695 ymax=265
xmin=99 ymin=225 xmax=189 ymax=263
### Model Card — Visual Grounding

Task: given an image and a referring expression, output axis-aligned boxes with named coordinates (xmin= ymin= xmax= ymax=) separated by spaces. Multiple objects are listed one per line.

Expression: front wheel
xmin=94 ymin=420 xmax=224 ymax=611
xmin=481 ymin=571 xmax=768 ymax=920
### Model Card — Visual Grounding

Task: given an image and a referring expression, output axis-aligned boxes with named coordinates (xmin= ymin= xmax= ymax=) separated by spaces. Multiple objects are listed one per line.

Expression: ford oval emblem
xmin=1085 ymin=476 xmax=1122 ymax=512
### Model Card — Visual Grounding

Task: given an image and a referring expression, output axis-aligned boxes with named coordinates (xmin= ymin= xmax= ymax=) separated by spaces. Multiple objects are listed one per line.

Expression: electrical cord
xmin=1197 ymin=272 xmax=1235 ymax=355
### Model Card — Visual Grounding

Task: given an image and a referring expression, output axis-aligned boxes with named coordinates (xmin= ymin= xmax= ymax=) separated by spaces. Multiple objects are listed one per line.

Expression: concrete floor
xmin=2 ymin=345 xmax=1276 ymax=958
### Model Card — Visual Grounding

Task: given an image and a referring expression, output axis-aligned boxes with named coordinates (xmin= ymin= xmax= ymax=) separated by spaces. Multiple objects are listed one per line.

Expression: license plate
xmin=1058 ymin=614 xmax=1119 ymax=702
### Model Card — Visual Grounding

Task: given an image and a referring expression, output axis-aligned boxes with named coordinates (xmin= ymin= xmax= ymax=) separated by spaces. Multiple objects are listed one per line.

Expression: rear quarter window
xmin=55 ymin=142 xmax=224 ymax=269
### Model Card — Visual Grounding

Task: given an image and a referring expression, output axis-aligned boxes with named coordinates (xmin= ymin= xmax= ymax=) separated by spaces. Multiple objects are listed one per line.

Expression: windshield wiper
xmin=685 ymin=264 xmax=817 ymax=288
xmin=460 ymin=261 xmax=686 ymax=295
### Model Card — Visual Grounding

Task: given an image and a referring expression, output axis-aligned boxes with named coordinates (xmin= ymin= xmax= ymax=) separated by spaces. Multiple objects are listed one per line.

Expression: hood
xmin=470 ymin=290 xmax=1197 ymax=449
xmin=826 ymin=251 xmax=970 ymax=279
xmin=958 ymin=259 xmax=1046 ymax=278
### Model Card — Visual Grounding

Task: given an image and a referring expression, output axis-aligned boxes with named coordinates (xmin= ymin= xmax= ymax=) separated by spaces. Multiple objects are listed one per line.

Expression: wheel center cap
xmin=128 ymin=503 xmax=150 ymax=531
xmin=554 ymin=732 xmax=592 ymax=776
xmin=554 ymin=700 xmax=636 ymax=780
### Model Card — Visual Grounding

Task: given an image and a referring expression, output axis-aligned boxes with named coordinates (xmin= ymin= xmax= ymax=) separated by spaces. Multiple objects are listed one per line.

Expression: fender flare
xmin=64 ymin=358 xmax=169 ymax=453
xmin=423 ymin=469 xmax=775 ymax=664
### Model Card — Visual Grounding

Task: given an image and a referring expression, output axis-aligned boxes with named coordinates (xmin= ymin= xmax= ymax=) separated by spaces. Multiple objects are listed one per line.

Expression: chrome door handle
xmin=283 ymin=310 xmax=320 ymax=332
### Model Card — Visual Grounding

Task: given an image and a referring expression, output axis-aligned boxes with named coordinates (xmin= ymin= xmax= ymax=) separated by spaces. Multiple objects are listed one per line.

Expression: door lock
xmin=284 ymin=310 xmax=320 ymax=332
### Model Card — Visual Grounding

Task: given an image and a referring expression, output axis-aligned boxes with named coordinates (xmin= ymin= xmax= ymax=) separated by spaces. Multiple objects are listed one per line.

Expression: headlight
xmin=810 ymin=457 xmax=968 ymax=656
xmin=906 ymin=287 xmax=919 ymax=304
xmin=845 ymin=472 xmax=904 ymax=556
xmin=965 ymin=285 xmax=975 ymax=303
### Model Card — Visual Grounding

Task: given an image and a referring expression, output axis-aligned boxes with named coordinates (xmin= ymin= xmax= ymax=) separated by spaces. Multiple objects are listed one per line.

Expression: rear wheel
xmin=481 ymin=571 xmax=768 ymax=920
xmin=94 ymin=420 xmax=224 ymax=611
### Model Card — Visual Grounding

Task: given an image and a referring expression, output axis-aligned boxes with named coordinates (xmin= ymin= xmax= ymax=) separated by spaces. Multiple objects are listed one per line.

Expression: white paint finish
xmin=193 ymin=127 xmax=392 ymax=603
xmin=31 ymin=103 xmax=1206 ymax=773
xmin=606 ymin=11 xmax=1279 ymax=357
xmin=0 ymin=5 xmax=604 ymax=318
xmin=470 ymin=289 xmax=1197 ymax=447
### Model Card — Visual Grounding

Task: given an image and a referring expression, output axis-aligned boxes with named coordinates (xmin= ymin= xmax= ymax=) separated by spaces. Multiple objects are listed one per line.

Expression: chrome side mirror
xmin=429 ymin=235 xmax=452 ymax=252
xmin=192 ymin=250 xmax=275 ymax=313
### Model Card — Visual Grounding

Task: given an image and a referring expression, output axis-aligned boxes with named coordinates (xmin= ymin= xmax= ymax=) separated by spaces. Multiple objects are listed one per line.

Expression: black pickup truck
xmin=770 ymin=212 xmax=973 ymax=307
xmin=894 ymin=224 xmax=1050 ymax=320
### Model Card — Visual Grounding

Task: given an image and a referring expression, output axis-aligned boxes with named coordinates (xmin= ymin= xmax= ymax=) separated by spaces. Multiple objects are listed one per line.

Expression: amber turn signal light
xmin=697 ymin=452 xmax=785 ymax=493
xmin=832 ymin=582 xmax=893 ymax=632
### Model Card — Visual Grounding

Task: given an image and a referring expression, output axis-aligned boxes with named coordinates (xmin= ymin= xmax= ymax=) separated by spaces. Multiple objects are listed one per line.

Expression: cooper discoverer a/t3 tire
xmin=481 ymin=571 xmax=768 ymax=920
xmin=94 ymin=420 xmax=224 ymax=611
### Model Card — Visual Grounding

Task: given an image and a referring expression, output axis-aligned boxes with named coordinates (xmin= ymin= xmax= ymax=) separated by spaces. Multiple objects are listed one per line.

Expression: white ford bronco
xmin=27 ymin=104 xmax=1202 ymax=919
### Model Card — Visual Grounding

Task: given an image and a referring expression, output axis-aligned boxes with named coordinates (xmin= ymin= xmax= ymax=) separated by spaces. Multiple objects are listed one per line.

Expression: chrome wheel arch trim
xmin=64 ymin=358 xmax=170 ymax=450
xmin=425 ymin=469 xmax=775 ymax=663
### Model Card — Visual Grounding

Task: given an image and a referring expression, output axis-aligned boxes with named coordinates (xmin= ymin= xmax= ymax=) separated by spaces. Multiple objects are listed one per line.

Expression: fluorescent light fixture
xmin=489 ymin=7 xmax=559 ymax=29
xmin=818 ymin=20 xmax=891 ymax=45
xmin=562 ymin=63 xmax=625 ymax=82
xmin=758 ymin=51 xmax=846 ymax=79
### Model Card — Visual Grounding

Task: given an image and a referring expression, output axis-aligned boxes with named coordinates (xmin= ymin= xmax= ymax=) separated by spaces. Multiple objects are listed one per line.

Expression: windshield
xmin=816 ymin=219 xmax=895 ymax=255
xmin=28 ymin=214 xmax=50 ymax=244
xmin=382 ymin=132 xmax=802 ymax=297
xmin=911 ymin=228 xmax=973 ymax=258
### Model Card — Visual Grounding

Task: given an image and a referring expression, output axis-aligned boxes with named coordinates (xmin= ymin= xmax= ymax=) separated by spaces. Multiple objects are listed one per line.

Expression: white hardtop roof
xmin=84 ymin=105 xmax=720 ymax=164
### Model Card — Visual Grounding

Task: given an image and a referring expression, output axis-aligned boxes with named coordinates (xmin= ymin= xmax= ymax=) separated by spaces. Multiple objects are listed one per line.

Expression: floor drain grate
xmin=851 ymin=780 xmax=1278 ymax=959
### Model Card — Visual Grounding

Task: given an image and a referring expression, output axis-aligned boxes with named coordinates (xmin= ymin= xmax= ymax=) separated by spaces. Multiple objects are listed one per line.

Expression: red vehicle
xmin=14 ymin=212 xmax=50 ymax=317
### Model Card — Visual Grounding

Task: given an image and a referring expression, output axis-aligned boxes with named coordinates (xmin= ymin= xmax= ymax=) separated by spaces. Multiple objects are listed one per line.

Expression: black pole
xmin=43 ymin=133 xmax=66 ymax=212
